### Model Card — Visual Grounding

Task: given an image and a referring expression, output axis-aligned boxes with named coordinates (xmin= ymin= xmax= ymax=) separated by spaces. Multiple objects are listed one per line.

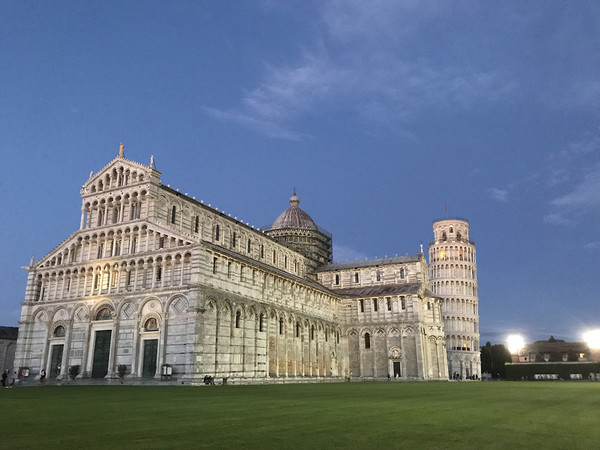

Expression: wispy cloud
xmin=584 ymin=241 xmax=600 ymax=250
xmin=488 ymin=187 xmax=508 ymax=202
xmin=550 ymin=166 xmax=600 ymax=209
xmin=205 ymin=2 xmax=515 ymax=139
xmin=543 ymin=213 xmax=572 ymax=226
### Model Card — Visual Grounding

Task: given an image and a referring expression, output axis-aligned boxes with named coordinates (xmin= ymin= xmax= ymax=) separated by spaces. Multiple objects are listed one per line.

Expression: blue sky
xmin=1 ymin=1 xmax=599 ymax=345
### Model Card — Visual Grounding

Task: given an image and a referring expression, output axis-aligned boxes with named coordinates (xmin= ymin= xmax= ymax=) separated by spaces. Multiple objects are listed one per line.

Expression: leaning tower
xmin=428 ymin=218 xmax=480 ymax=379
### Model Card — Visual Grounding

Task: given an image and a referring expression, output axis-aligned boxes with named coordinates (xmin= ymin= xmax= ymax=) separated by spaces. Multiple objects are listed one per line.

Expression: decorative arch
xmin=166 ymin=295 xmax=189 ymax=315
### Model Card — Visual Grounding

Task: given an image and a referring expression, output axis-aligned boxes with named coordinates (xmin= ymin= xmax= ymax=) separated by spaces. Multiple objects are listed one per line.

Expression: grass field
xmin=2 ymin=382 xmax=599 ymax=449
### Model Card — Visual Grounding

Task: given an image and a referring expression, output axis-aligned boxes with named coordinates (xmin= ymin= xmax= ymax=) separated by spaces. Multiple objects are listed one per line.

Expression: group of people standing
xmin=2 ymin=370 xmax=16 ymax=387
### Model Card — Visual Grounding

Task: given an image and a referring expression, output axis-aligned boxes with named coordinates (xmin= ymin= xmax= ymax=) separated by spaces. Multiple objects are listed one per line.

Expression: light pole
xmin=506 ymin=334 xmax=525 ymax=363
xmin=583 ymin=329 xmax=600 ymax=362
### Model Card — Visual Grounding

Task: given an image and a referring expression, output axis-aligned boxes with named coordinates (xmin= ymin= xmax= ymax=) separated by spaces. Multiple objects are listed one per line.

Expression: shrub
xmin=68 ymin=365 xmax=80 ymax=380
xmin=117 ymin=365 xmax=127 ymax=379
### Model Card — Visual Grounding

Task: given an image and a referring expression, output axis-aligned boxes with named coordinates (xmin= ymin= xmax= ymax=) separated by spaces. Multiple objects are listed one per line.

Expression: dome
xmin=270 ymin=193 xmax=318 ymax=230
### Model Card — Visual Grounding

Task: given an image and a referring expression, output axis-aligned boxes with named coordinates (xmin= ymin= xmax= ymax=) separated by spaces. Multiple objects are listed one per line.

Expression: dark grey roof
xmin=317 ymin=254 xmax=422 ymax=272
xmin=268 ymin=194 xmax=318 ymax=231
xmin=0 ymin=327 xmax=18 ymax=340
xmin=331 ymin=283 xmax=426 ymax=298
xmin=201 ymin=241 xmax=337 ymax=296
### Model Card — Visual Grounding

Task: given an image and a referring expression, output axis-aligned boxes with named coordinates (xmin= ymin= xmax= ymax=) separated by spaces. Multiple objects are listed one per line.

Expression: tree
xmin=480 ymin=342 xmax=511 ymax=378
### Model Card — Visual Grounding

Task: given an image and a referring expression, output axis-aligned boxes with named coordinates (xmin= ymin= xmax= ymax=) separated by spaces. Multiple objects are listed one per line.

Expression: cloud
xmin=550 ymin=166 xmax=600 ymax=209
xmin=205 ymin=2 xmax=515 ymax=139
xmin=333 ymin=244 xmax=368 ymax=262
xmin=585 ymin=241 xmax=600 ymax=250
xmin=488 ymin=187 xmax=508 ymax=202
xmin=543 ymin=213 xmax=571 ymax=226
xmin=203 ymin=107 xmax=302 ymax=141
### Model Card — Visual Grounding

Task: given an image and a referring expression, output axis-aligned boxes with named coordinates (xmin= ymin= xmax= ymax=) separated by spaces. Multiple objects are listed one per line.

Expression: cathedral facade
xmin=14 ymin=148 xmax=475 ymax=384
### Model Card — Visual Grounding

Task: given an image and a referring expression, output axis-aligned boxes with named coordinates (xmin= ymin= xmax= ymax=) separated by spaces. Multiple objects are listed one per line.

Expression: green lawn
xmin=2 ymin=382 xmax=599 ymax=449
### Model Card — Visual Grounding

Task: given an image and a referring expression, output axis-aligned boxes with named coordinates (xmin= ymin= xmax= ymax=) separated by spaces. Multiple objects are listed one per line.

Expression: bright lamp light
xmin=583 ymin=329 xmax=600 ymax=349
xmin=506 ymin=334 xmax=525 ymax=354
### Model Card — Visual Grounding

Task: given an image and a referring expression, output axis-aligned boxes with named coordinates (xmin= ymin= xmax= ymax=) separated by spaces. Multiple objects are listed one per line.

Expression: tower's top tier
xmin=431 ymin=218 xmax=470 ymax=244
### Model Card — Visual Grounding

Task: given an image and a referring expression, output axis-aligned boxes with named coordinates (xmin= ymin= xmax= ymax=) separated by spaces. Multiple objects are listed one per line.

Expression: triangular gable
xmin=82 ymin=154 xmax=160 ymax=192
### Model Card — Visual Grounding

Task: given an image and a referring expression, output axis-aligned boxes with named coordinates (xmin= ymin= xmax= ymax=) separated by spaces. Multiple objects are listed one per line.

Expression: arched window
xmin=456 ymin=232 xmax=462 ymax=241
xmin=144 ymin=317 xmax=158 ymax=331
xmin=335 ymin=274 xmax=340 ymax=285
xmin=450 ymin=227 xmax=453 ymax=233
xmin=247 ymin=239 xmax=251 ymax=253
xmin=354 ymin=272 xmax=359 ymax=283
xmin=279 ymin=318 xmax=284 ymax=335
xmin=311 ymin=325 xmax=315 ymax=340
xmin=215 ymin=225 xmax=220 ymax=241
xmin=376 ymin=270 xmax=381 ymax=281
xmin=373 ymin=298 xmax=378 ymax=312
xmin=96 ymin=307 xmax=112 ymax=321
xmin=235 ymin=311 xmax=241 ymax=329
xmin=365 ymin=333 xmax=371 ymax=349
xmin=171 ymin=206 xmax=177 ymax=224
xmin=259 ymin=313 xmax=265 ymax=332
xmin=400 ymin=268 xmax=405 ymax=279
xmin=441 ymin=232 xmax=447 ymax=241
xmin=232 ymin=232 xmax=237 ymax=248
xmin=296 ymin=322 xmax=300 ymax=338
xmin=54 ymin=325 xmax=65 ymax=337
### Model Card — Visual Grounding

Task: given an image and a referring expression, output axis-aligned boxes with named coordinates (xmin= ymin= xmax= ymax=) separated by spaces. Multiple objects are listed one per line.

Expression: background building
xmin=0 ymin=326 xmax=18 ymax=377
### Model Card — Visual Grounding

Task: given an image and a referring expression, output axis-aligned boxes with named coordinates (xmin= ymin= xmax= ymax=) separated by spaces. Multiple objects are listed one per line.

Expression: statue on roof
xmin=119 ymin=143 xmax=124 ymax=157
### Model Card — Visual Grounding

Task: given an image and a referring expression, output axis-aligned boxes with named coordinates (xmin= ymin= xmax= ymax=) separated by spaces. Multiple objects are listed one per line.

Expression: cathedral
xmin=14 ymin=147 xmax=479 ymax=383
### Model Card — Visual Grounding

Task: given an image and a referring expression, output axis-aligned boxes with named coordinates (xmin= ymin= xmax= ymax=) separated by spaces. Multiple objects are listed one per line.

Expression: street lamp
xmin=583 ymin=329 xmax=600 ymax=350
xmin=506 ymin=334 xmax=525 ymax=355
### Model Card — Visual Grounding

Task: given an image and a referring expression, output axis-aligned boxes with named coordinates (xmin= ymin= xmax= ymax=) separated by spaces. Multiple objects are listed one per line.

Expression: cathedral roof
xmin=330 ymin=283 xmax=436 ymax=299
xmin=269 ymin=193 xmax=318 ymax=231
xmin=0 ymin=326 xmax=18 ymax=340
xmin=317 ymin=254 xmax=422 ymax=272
